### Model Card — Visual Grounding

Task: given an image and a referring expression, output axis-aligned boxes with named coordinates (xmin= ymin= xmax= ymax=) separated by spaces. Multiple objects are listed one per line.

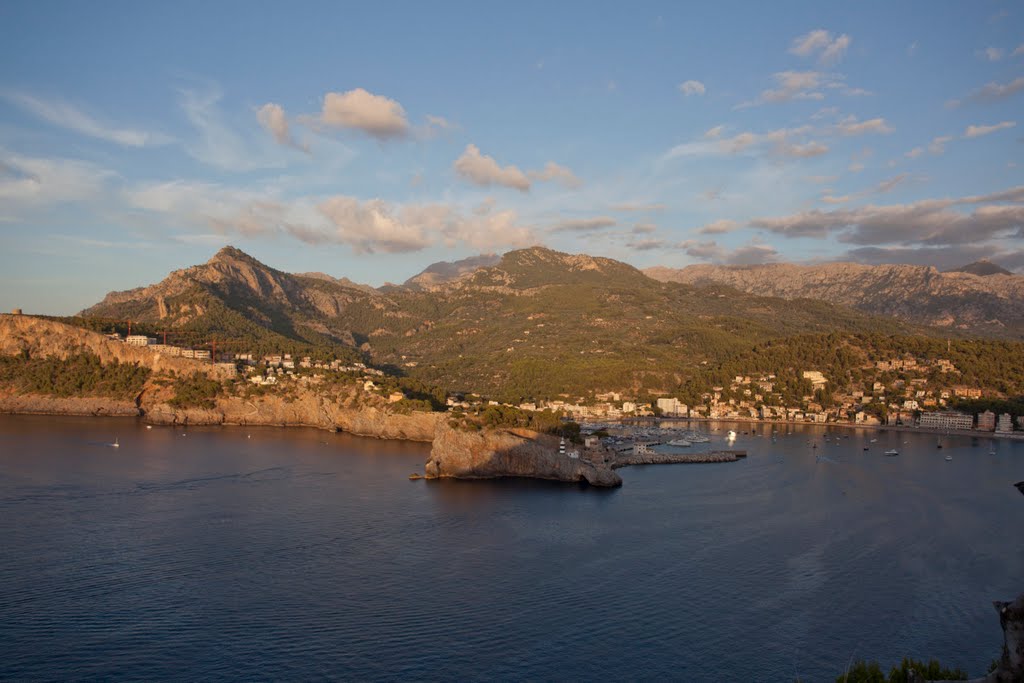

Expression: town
xmin=112 ymin=329 xmax=1022 ymax=437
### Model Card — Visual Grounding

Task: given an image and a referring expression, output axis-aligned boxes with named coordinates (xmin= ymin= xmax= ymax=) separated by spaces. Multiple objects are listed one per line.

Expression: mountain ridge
xmin=644 ymin=261 xmax=1024 ymax=338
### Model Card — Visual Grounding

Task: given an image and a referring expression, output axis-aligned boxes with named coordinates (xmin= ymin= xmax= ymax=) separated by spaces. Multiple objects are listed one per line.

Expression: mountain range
xmin=78 ymin=246 xmax=1022 ymax=399
xmin=645 ymin=260 xmax=1024 ymax=338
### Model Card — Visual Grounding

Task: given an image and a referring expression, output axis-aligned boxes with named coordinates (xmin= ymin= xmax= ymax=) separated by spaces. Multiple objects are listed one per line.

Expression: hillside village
xmin=109 ymin=323 xmax=1023 ymax=436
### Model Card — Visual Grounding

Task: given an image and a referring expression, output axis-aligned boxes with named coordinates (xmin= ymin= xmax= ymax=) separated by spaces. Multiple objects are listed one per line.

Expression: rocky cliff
xmin=425 ymin=424 xmax=623 ymax=487
xmin=142 ymin=392 xmax=442 ymax=442
xmin=645 ymin=262 xmax=1024 ymax=337
xmin=0 ymin=315 xmax=234 ymax=380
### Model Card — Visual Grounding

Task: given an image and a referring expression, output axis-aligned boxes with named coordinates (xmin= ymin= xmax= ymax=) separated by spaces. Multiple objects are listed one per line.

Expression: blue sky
xmin=1 ymin=0 xmax=1022 ymax=313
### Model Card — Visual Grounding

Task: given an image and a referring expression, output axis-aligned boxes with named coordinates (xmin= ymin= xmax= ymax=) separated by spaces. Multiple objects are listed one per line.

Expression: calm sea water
xmin=1 ymin=415 xmax=1022 ymax=682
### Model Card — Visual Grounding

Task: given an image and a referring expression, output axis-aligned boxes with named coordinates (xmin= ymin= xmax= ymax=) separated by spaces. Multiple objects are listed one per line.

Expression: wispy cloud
xmin=963 ymin=121 xmax=1016 ymax=138
xmin=948 ymin=76 xmax=1024 ymax=107
xmin=750 ymin=185 xmax=1024 ymax=246
xmin=257 ymin=103 xmax=309 ymax=152
xmin=548 ymin=216 xmax=616 ymax=233
xmin=2 ymin=91 xmax=171 ymax=147
xmin=678 ymin=80 xmax=706 ymax=96
xmin=681 ymin=238 xmax=781 ymax=265
xmin=0 ymin=150 xmax=114 ymax=212
xmin=789 ymin=29 xmax=851 ymax=65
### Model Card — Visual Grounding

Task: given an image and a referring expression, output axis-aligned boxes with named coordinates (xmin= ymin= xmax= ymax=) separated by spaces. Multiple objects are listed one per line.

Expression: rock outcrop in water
xmin=425 ymin=423 xmax=623 ymax=487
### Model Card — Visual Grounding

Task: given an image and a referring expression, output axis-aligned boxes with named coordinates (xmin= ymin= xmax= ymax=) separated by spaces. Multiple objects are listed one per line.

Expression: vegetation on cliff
xmin=167 ymin=372 xmax=223 ymax=409
xmin=836 ymin=657 xmax=967 ymax=682
xmin=0 ymin=351 xmax=150 ymax=399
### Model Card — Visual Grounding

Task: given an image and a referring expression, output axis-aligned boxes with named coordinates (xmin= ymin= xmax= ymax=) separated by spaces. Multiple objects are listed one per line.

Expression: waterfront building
xmin=918 ymin=411 xmax=973 ymax=430
xmin=656 ymin=397 xmax=683 ymax=416
xmin=977 ymin=410 xmax=997 ymax=431
xmin=996 ymin=413 xmax=1014 ymax=433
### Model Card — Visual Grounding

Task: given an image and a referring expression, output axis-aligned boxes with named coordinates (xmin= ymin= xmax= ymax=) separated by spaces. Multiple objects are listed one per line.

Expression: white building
xmin=996 ymin=413 xmax=1014 ymax=433
xmin=656 ymin=397 xmax=683 ymax=416
xmin=125 ymin=335 xmax=152 ymax=347
xmin=919 ymin=411 xmax=973 ymax=430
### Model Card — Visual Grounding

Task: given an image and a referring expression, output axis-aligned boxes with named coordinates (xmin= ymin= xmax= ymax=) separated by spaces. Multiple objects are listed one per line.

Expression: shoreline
xmin=624 ymin=415 xmax=1024 ymax=441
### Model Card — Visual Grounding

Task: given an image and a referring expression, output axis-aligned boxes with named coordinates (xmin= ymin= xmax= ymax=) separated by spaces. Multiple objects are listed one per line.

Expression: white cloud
xmin=831 ymin=116 xmax=893 ymax=136
xmin=904 ymin=147 xmax=924 ymax=159
xmin=743 ymin=70 xmax=827 ymax=107
xmin=611 ymin=202 xmax=667 ymax=212
xmin=632 ymin=223 xmax=657 ymax=234
xmin=125 ymin=178 xmax=536 ymax=253
xmin=1014 ymin=44 xmax=1024 ymax=57
xmin=528 ymin=161 xmax=582 ymax=188
xmin=453 ymin=146 xmax=579 ymax=191
xmin=627 ymin=238 xmax=666 ymax=251
xmin=0 ymin=151 xmax=114 ymax=210
xmin=319 ymin=88 xmax=409 ymax=139
xmin=179 ymin=86 xmax=289 ymax=171
xmin=681 ymin=239 xmax=780 ymax=265
xmin=749 ymin=186 xmax=1024 ymax=246
xmin=696 ymin=219 xmax=739 ymax=235
xmin=928 ymin=135 xmax=953 ymax=155
xmin=702 ymin=125 xmax=725 ymax=139
xmin=963 ymin=121 xmax=1016 ymax=138
xmin=666 ymin=125 xmax=829 ymax=160
xmin=679 ymin=80 xmax=706 ymax=96
xmin=453 ymin=144 xmax=531 ymax=191
xmin=2 ymin=91 xmax=171 ymax=147
xmin=548 ymin=216 xmax=616 ymax=233
xmin=257 ymin=103 xmax=308 ymax=152
xmin=981 ymin=47 xmax=1006 ymax=61
xmin=789 ymin=29 xmax=851 ymax=65
xmin=949 ymin=76 xmax=1024 ymax=106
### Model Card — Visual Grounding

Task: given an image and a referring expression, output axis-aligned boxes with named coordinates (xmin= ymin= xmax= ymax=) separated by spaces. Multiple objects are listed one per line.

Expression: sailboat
xmin=110 ymin=437 xmax=120 ymax=448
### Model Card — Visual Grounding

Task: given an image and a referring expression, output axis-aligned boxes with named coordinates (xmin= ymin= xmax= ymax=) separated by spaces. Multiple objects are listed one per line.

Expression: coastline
xmin=631 ymin=415 xmax=1024 ymax=441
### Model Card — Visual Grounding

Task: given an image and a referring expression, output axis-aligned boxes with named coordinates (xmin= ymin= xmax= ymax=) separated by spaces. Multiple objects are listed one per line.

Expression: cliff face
xmin=0 ymin=315 xmax=234 ymax=380
xmin=645 ymin=262 xmax=1024 ymax=337
xmin=142 ymin=392 xmax=443 ymax=442
xmin=425 ymin=424 xmax=622 ymax=487
xmin=0 ymin=390 xmax=139 ymax=417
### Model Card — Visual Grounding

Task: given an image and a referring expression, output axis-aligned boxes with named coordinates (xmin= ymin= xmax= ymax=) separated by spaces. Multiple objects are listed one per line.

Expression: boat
xmin=884 ymin=448 xmax=899 ymax=456
xmin=945 ymin=455 xmax=953 ymax=461
xmin=869 ymin=438 xmax=877 ymax=443
xmin=667 ymin=439 xmax=691 ymax=447
xmin=111 ymin=437 xmax=120 ymax=448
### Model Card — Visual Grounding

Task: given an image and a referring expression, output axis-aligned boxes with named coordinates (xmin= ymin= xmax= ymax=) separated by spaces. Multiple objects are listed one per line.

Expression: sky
xmin=1 ymin=0 xmax=1022 ymax=314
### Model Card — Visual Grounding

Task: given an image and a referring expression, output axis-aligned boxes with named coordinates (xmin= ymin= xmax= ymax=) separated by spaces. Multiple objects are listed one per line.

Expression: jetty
xmin=611 ymin=449 xmax=747 ymax=468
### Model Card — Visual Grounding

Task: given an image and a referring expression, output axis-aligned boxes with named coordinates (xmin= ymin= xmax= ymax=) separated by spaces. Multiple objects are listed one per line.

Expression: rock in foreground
xmin=425 ymin=424 xmax=622 ymax=487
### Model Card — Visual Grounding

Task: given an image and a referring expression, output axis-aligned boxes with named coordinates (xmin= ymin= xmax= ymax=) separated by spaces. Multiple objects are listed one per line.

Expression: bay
xmin=1 ymin=415 xmax=1021 ymax=681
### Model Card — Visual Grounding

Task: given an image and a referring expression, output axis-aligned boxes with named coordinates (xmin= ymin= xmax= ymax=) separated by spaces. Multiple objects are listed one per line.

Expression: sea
xmin=1 ymin=414 xmax=1022 ymax=682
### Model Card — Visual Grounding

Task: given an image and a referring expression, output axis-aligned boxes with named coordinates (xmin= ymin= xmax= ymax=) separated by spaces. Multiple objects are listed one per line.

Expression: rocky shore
xmin=424 ymin=424 xmax=623 ymax=487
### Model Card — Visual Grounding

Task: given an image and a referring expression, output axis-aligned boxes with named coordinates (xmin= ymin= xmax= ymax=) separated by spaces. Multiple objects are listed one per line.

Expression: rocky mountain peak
xmin=946 ymin=259 xmax=1013 ymax=277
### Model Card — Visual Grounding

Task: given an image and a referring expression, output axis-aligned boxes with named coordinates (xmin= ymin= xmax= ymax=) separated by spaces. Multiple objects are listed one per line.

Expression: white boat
xmin=870 ymin=438 xmax=877 ymax=443
xmin=884 ymin=448 xmax=899 ymax=456
xmin=944 ymin=455 xmax=953 ymax=461
xmin=110 ymin=437 xmax=120 ymax=448
xmin=667 ymin=439 xmax=691 ymax=447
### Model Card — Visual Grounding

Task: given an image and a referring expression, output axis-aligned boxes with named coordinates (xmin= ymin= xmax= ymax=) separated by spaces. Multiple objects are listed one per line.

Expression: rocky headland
xmin=425 ymin=424 xmax=623 ymax=487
